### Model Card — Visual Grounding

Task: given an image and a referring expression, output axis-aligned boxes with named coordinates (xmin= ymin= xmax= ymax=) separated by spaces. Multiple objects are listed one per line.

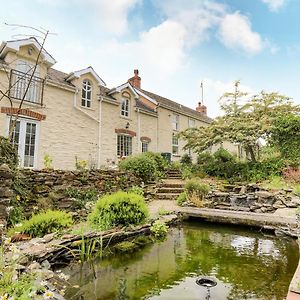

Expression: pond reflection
xmin=63 ymin=222 xmax=298 ymax=300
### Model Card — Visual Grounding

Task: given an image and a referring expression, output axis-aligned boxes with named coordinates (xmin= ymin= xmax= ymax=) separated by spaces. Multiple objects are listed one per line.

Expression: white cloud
xmin=88 ymin=0 xmax=141 ymax=35
xmin=95 ymin=20 xmax=188 ymax=81
xmin=153 ymin=0 xmax=226 ymax=46
xmin=262 ymin=0 xmax=286 ymax=11
xmin=218 ymin=12 xmax=264 ymax=55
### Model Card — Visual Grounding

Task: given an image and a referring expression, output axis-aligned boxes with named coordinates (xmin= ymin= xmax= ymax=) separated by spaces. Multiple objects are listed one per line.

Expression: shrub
xmin=150 ymin=220 xmax=168 ymax=238
xmin=66 ymin=187 xmax=98 ymax=209
xmin=144 ymin=152 xmax=168 ymax=173
xmin=0 ymin=137 xmax=18 ymax=168
xmin=119 ymin=154 xmax=157 ymax=183
xmin=128 ymin=186 xmax=144 ymax=196
xmin=9 ymin=210 xmax=73 ymax=237
xmin=213 ymin=148 xmax=235 ymax=163
xmin=180 ymin=153 xmax=192 ymax=165
xmin=283 ymin=168 xmax=300 ymax=184
xmin=176 ymin=192 xmax=187 ymax=206
xmin=182 ymin=167 xmax=192 ymax=180
xmin=185 ymin=179 xmax=210 ymax=199
xmin=88 ymin=191 xmax=149 ymax=230
xmin=197 ymin=152 xmax=214 ymax=165
xmin=294 ymin=185 xmax=300 ymax=197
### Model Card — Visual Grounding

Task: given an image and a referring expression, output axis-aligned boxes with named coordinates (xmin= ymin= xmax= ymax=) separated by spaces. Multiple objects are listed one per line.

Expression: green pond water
xmin=63 ymin=222 xmax=299 ymax=300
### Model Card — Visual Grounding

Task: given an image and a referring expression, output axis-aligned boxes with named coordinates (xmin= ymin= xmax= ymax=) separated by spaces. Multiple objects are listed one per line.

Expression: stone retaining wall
xmin=205 ymin=184 xmax=300 ymax=213
xmin=0 ymin=164 xmax=14 ymax=232
xmin=18 ymin=169 xmax=143 ymax=216
xmin=0 ymin=167 xmax=147 ymax=226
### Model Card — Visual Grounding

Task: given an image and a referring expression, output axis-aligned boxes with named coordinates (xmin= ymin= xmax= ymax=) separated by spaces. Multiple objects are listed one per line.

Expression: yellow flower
xmin=16 ymin=195 xmax=21 ymax=201
xmin=1 ymin=294 xmax=8 ymax=300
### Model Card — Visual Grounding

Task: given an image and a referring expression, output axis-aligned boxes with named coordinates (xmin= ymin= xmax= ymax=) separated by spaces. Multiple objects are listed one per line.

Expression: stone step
xmin=157 ymin=187 xmax=184 ymax=194
xmin=156 ymin=193 xmax=181 ymax=200
xmin=160 ymin=183 xmax=184 ymax=188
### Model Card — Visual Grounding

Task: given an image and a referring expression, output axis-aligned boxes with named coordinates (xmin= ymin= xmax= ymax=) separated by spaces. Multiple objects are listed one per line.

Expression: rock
xmin=256 ymin=191 xmax=273 ymax=199
xmin=42 ymin=233 xmax=56 ymax=243
xmin=41 ymin=260 xmax=51 ymax=270
xmin=273 ymin=200 xmax=286 ymax=209
xmin=0 ymin=187 xmax=13 ymax=198
xmin=28 ymin=261 xmax=41 ymax=271
xmin=239 ymin=186 xmax=247 ymax=194
xmin=289 ymin=197 xmax=300 ymax=207
xmin=0 ymin=164 xmax=13 ymax=178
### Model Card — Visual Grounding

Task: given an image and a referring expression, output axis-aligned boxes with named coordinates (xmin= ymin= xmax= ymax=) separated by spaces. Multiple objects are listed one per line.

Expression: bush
xmin=66 ymin=187 xmax=98 ymax=209
xmin=180 ymin=154 xmax=192 ymax=165
xmin=182 ymin=167 xmax=192 ymax=180
xmin=176 ymin=192 xmax=187 ymax=206
xmin=119 ymin=153 xmax=163 ymax=183
xmin=88 ymin=191 xmax=149 ymax=230
xmin=283 ymin=167 xmax=300 ymax=184
xmin=150 ymin=220 xmax=168 ymax=238
xmin=185 ymin=179 xmax=210 ymax=199
xmin=128 ymin=185 xmax=144 ymax=196
xmin=0 ymin=137 xmax=18 ymax=168
xmin=214 ymin=148 xmax=235 ymax=163
xmin=9 ymin=210 xmax=73 ymax=237
xmin=144 ymin=152 xmax=168 ymax=173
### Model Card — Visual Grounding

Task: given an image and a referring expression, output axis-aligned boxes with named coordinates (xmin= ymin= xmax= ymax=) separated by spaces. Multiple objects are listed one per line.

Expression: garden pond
xmin=63 ymin=221 xmax=298 ymax=299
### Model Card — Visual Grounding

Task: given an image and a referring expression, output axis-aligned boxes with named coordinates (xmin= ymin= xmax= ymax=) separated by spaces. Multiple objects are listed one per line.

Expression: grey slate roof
xmin=47 ymin=68 xmax=74 ymax=87
xmin=137 ymin=88 xmax=212 ymax=123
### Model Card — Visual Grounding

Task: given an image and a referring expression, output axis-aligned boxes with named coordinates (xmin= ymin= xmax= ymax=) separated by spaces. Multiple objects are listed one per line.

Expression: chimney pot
xmin=128 ymin=69 xmax=141 ymax=89
xmin=196 ymin=103 xmax=207 ymax=115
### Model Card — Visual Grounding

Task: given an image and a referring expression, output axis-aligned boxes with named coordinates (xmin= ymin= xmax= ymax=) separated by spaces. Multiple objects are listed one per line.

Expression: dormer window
xmin=82 ymin=80 xmax=92 ymax=108
xmin=121 ymin=98 xmax=130 ymax=117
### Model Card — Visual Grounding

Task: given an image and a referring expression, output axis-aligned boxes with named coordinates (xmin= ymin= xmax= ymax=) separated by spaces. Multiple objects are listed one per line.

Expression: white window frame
xmin=121 ymin=98 xmax=130 ymax=117
xmin=172 ymin=114 xmax=179 ymax=131
xmin=188 ymin=118 xmax=195 ymax=128
xmin=141 ymin=141 xmax=149 ymax=153
xmin=81 ymin=80 xmax=92 ymax=108
xmin=14 ymin=60 xmax=41 ymax=104
xmin=117 ymin=134 xmax=132 ymax=157
xmin=6 ymin=117 xmax=40 ymax=168
xmin=172 ymin=133 xmax=179 ymax=155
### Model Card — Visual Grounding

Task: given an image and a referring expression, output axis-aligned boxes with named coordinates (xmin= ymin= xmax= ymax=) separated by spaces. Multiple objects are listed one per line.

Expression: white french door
xmin=9 ymin=118 xmax=40 ymax=168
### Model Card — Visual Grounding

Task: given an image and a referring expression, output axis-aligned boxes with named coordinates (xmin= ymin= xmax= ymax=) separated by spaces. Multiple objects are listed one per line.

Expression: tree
xmin=179 ymin=81 xmax=300 ymax=162
xmin=270 ymin=114 xmax=300 ymax=164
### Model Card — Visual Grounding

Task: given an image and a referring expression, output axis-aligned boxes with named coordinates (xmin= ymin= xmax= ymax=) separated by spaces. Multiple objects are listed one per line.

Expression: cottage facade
xmin=0 ymin=38 xmax=235 ymax=170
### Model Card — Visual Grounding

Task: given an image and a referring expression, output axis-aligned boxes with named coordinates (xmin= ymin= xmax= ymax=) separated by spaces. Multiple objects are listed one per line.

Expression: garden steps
xmin=155 ymin=176 xmax=185 ymax=200
xmin=157 ymin=187 xmax=184 ymax=194
xmin=165 ymin=169 xmax=182 ymax=179
xmin=156 ymin=193 xmax=182 ymax=200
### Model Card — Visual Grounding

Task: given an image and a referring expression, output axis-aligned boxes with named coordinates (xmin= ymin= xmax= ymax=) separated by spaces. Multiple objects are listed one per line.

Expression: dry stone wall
xmin=205 ymin=184 xmax=300 ymax=213
xmin=17 ymin=169 xmax=142 ymax=216
xmin=0 ymin=164 xmax=13 ymax=232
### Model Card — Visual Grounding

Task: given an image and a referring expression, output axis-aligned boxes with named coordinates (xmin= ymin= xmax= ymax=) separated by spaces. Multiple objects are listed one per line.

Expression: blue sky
xmin=1 ymin=0 xmax=299 ymax=117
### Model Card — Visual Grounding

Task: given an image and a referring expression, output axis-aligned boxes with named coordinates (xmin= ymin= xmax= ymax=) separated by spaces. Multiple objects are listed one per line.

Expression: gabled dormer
xmin=65 ymin=67 xmax=106 ymax=110
xmin=0 ymin=37 xmax=56 ymax=105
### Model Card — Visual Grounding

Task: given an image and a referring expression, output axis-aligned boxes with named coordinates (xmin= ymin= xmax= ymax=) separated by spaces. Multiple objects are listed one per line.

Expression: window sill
xmin=80 ymin=106 xmax=95 ymax=111
xmin=120 ymin=115 xmax=132 ymax=121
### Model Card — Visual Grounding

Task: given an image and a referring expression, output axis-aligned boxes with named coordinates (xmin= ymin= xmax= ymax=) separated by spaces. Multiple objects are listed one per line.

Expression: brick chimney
xmin=128 ymin=69 xmax=141 ymax=89
xmin=196 ymin=102 xmax=207 ymax=115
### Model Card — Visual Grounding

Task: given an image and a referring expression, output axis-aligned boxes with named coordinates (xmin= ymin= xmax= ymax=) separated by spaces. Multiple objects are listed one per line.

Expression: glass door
xmin=9 ymin=118 xmax=39 ymax=168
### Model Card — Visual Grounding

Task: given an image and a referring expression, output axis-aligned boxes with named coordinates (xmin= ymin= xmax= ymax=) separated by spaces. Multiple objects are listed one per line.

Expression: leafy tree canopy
xmin=179 ymin=81 xmax=300 ymax=162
